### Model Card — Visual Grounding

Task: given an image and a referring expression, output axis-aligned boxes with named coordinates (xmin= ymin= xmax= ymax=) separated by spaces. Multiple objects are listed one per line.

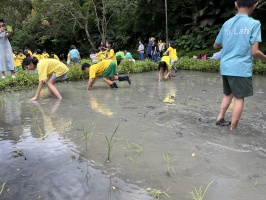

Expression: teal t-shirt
xmin=215 ymin=14 xmax=262 ymax=77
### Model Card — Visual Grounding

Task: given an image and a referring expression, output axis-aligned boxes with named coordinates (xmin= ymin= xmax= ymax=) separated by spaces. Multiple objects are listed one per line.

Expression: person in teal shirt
xmin=213 ymin=0 xmax=266 ymax=130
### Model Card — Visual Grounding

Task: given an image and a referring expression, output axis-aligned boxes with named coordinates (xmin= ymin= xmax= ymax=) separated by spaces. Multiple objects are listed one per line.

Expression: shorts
xmin=50 ymin=73 xmax=68 ymax=82
xmin=171 ymin=59 xmax=178 ymax=65
xmin=71 ymin=57 xmax=79 ymax=63
xmin=103 ymin=61 xmax=117 ymax=78
xmin=222 ymin=75 xmax=253 ymax=98
xmin=147 ymin=54 xmax=152 ymax=59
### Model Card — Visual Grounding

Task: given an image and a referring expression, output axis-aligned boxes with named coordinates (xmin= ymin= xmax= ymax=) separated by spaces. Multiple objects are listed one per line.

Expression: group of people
xmin=1 ymin=0 xmax=266 ymax=131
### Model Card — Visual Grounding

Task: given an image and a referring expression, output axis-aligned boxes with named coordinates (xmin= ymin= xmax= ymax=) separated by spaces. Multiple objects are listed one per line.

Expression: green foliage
xmin=175 ymin=57 xmax=220 ymax=72
xmin=118 ymin=60 xmax=157 ymax=74
xmin=67 ymin=64 xmax=87 ymax=81
xmin=176 ymin=25 xmax=221 ymax=51
xmin=253 ymin=60 xmax=266 ymax=75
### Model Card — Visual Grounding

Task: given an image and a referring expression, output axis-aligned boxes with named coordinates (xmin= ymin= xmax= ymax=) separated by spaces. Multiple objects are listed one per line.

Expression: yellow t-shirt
xmin=167 ymin=47 xmax=178 ymax=60
xmin=161 ymin=56 xmax=171 ymax=70
xmin=33 ymin=54 xmax=44 ymax=61
xmin=42 ymin=53 xmax=50 ymax=59
xmin=53 ymin=54 xmax=59 ymax=60
xmin=37 ymin=59 xmax=69 ymax=81
xmin=13 ymin=54 xmax=21 ymax=67
xmin=105 ymin=49 xmax=117 ymax=65
xmin=16 ymin=54 xmax=26 ymax=65
xmin=96 ymin=51 xmax=106 ymax=62
xmin=89 ymin=60 xmax=112 ymax=79
xmin=27 ymin=50 xmax=33 ymax=56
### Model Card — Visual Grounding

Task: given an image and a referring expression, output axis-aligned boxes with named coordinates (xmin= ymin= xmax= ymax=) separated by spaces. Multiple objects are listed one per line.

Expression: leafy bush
xmin=118 ymin=60 xmax=157 ymax=74
xmin=176 ymin=25 xmax=221 ymax=51
xmin=175 ymin=57 xmax=220 ymax=72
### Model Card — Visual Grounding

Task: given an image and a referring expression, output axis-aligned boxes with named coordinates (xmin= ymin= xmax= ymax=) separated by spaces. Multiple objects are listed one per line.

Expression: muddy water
xmin=0 ymin=71 xmax=266 ymax=200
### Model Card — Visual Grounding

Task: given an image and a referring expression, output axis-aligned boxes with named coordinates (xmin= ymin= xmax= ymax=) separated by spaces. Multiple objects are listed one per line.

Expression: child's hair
xmin=237 ymin=0 xmax=257 ymax=8
xmin=169 ymin=41 xmax=176 ymax=49
xmin=81 ymin=63 xmax=90 ymax=71
xmin=70 ymin=45 xmax=76 ymax=50
xmin=158 ymin=61 xmax=167 ymax=72
xmin=106 ymin=40 xmax=114 ymax=47
xmin=36 ymin=49 xmax=42 ymax=54
xmin=22 ymin=57 xmax=39 ymax=69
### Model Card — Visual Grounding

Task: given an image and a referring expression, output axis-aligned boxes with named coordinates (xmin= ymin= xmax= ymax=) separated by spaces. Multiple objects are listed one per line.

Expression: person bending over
xmin=81 ymin=60 xmax=131 ymax=89
xmin=158 ymin=56 xmax=171 ymax=81
xmin=22 ymin=57 xmax=69 ymax=100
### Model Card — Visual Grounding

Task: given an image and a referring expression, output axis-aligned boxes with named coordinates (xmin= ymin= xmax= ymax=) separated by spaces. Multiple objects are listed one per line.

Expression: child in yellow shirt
xmin=105 ymin=41 xmax=117 ymax=65
xmin=42 ymin=49 xmax=49 ymax=59
xmin=81 ymin=60 xmax=131 ymax=89
xmin=163 ymin=41 xmax=178 ymax=73
xmin=22 ymin=57 xmax=69 ymax=100
xmin=158 ymin=56 xmax=171 ymax=81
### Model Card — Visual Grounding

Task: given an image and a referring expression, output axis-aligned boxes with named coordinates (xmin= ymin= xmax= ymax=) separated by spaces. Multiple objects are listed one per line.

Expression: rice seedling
xmin=189 ymin=180 xmax=214 ymax=200
xmin=145 ymin=187 xmax=170 ymax=199
xmin=0 ymin=181 xmax=7 ymax=195
xmin=163 ymin=152 xmax=177 ymax=175
xmin=82 ymin=123 xmax=95 ymax=152
xmin=127 ymin=156 xmax=139 ymax=164
xmin=37 ymin=124 xmax=45 ymax=141
xmin=105 ymin=123 xmax=120 ymax=162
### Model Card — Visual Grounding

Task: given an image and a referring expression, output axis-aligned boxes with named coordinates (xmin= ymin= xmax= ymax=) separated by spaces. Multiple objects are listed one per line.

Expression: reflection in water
xmin=88 ymin=92 xmax=113 ymax=117
xmin=3 ymin=94 xmax=21 ymax=125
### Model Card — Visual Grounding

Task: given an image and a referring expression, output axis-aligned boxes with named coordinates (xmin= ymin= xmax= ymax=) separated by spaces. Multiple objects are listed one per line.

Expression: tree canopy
xmin=2 ymin=0 xmax=266 ymax=55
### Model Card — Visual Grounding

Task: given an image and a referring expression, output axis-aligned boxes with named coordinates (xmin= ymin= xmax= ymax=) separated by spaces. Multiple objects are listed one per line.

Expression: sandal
xmin=216 ymin=118 xmax=231 ymax=126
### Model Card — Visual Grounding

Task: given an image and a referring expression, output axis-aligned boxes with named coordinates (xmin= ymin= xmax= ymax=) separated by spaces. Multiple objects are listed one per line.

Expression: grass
xmin=37 ymin=124 xmax=45 ymax=141
xmin=105 ymin=123 xmax=120 ymax=162
xmin=0 ymin=181 xmax=7 ymax=195
xmin=189 ymin=180 xmax=214 ymax=200
xmin=163 ymin=152 xmax=177 ymax=175
xmin=82 ymin=123 xmax=95 ymax=152
xmin=145 ymin=187 xmax=170 ymax=199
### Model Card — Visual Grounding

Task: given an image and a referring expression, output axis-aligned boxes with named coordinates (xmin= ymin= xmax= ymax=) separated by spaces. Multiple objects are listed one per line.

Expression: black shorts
xmin=222 ymin=75 xmax=253 ymax=98
xmin=147 ymin=54 xmax=152 ymax=59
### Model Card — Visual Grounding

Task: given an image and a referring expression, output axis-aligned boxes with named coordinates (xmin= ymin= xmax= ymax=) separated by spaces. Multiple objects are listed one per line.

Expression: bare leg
xmin=45 ymin=79 xmax=62 ymax=99
xmin=216 ymin=93 xmax=234 ymax=121
xmin=230 ymin=97 xmax=244 ymax=130
xmin=159 ymin=70 xmax=164 ymax=81
xmin=102 ymin=77 xmax=113 ymax=85
xmin=109 ymin=75 xmax=118 ymax=81
xmin=11 ymin=70 xmax=15 ymax=75
xmin=1 ymin=71 xmax=5 ymax=77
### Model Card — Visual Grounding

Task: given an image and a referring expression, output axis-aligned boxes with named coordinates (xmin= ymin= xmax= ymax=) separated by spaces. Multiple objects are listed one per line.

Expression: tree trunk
xmin=165 ymin=0 xmax=169 ymax=44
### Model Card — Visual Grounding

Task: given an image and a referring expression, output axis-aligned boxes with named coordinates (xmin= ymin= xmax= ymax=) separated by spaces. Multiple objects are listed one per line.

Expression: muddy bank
xmin=0 ymin=71 xmax=266 ymax=200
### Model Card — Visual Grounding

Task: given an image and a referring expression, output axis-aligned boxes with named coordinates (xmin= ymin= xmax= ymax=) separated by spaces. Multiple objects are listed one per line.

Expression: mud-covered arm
xmin=87 ymin=78 xmax=95 ymax=90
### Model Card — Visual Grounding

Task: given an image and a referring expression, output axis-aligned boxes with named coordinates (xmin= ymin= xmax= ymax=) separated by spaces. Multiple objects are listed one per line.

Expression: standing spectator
xmin=69 ymin=45 xmax=81 ymax=64
xmin=146 ymin=37 xmax=152 ymax=60
xmin=163 ymin=41 xmax=178 ymax=73
xmin=42 ymin=49 xmax=50 ymax=59
xmin=151 ymin=38 xmax=158 ymax=63
xmin=158 ymin=39 xmax=164 ymax=58
xmin=137 ymin=40 xmax=145 ymax=61
xmin=105 ymin=41 xmax=117 ymax=65
xmin=0 ymin=18 xmax=15 ymax=78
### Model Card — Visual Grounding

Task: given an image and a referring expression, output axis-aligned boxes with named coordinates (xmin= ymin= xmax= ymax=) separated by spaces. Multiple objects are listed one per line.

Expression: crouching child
xmin=82 ymin=60 xmax=131 ymax=90
xmin=22 ymin=57 xmax=69 ymax=100
xmin=158 ymin=56 xmax=171 ymax=81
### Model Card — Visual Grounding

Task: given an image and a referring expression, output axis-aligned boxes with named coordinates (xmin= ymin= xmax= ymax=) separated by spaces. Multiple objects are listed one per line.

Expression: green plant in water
xmin=145 ymin=187 xmax=170 ymax=199
xmin=190 ymin=180 xmax=214 ymax=200
xmin=82 ymin=123 xmax=95 ymax=152
xmin=105 ymin=123 xmax=120 ymax=162
xmin=163 ymin=152 xmax=177 ymax=175
xmin=37 ymin=124 xmax=45 ymax=141
xmin=0 ymin=181 xmax=6 ymax=195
